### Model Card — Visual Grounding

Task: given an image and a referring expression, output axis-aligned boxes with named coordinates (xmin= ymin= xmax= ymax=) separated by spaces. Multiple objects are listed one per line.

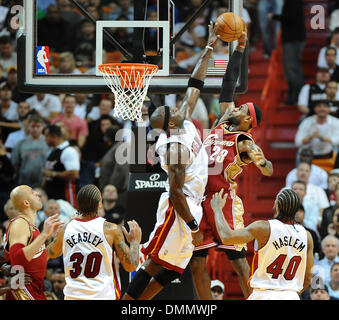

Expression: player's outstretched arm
xmin=299 ymin=231 xmax=314 ymax=295
xmin=179 ymin=21 xmax=219 ymax=120
xmin=111 ymin=220 xmax=141 ymax=273
xmin=238 ymin=140 xmax=273 ymax=176
xmin=211 ymin=189 xmax=269 ymax=245
xmin=218 ymin=22 xmax=247 ymax=118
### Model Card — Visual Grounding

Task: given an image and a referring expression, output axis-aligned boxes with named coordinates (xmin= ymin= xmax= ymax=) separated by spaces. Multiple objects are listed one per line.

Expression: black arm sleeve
xmin=219 ymin=50 xmax=243 ymax=103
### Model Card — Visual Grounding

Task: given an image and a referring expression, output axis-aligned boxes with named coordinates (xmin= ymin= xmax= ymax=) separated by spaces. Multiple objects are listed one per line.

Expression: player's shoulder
xmin=104 ymin=220 xmax=119 ymax=232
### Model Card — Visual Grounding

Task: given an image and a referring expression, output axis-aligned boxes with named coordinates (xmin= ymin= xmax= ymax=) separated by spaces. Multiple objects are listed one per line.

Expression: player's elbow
xmin=169 ymin=187 xmax=184 ymax=202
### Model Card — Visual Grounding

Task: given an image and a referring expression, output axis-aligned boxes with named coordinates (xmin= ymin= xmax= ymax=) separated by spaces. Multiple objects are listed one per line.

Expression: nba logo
xmin=36 ymin=46 xmax=49 ymax=75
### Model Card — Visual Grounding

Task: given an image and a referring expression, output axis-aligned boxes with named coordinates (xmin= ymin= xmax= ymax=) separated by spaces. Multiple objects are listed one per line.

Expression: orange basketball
xmin=215 ymin=12 xmax=244 ymax=42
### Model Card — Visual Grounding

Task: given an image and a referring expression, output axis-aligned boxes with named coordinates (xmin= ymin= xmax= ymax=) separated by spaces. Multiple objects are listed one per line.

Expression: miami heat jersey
xmin=155 ymin=120 xmax=208 ymax=201
xmin=3 ymin=217 xmax=47 ymax=300
xmin=63 ymin=217 xmax=121 ymax=300
xmin=250 ymin=219 xmax=308 ymax=292
xmin=203 ymin=121 xmax=254 ymax=193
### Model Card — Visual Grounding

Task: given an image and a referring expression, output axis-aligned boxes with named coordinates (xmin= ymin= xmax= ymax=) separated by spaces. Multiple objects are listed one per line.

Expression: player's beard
xmin=228 ymin=115 xmax=241 ymax=126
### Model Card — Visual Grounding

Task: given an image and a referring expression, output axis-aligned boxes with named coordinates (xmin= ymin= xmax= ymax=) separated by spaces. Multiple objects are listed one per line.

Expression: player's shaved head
xmin=10 ymin=185 xmax=32 ymax=211
xmin=150 ymin=106 xmax=166 ymax=130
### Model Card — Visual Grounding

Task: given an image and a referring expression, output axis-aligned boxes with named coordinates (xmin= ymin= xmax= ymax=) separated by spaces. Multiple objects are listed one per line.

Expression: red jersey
xmin=3 ymin=216 xmax=47 ymax=300
xmin=196 ymin=121 xmax=255 ymax=252
xmin=204 ymin=121 xmax=254 ymax=193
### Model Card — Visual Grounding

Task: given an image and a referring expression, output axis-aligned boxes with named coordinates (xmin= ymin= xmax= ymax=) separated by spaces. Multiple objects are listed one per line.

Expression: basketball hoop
xmin=98 ymin=63 xmax=158 ymax=121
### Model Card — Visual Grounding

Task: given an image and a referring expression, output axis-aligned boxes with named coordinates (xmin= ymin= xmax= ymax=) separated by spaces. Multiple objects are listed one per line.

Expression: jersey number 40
xmin=266 ymin=254 xmax=302 ymax=280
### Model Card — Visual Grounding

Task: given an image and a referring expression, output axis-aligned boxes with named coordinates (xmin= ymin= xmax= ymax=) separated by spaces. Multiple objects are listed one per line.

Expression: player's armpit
xmin=113 ymin=226 xmax=139 ymax=273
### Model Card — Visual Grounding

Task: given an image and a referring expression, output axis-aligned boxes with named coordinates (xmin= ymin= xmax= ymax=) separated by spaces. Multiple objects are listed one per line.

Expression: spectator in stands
xmin=37 ymin=4 xmax=74 ymax=52
xmin=26 ymin=93 xmax=62 ymax=123
xmin=294 ymin=203 xmax=321 ymax=257
xmin=0 ymin=141 xmax=15 ymax=224
xmin=210 ymin=279 xmax=224 ymax=300
xmin=38 ymin=199 xmax=69 ymax=231
xmin=0 ymin=36 xmax=17 ymax=78
xmin=86 ymin=98 xmax=113 ymax=122
xmin=86 ymin=4 xmax=101 ymax=20
xmin=317 ymin=27 xmax=339 ymax=69
xmin=42 ymin=124 xmax=80 ymax=208
xmin=0 ymin=65 xmax=5 ymax=83
xmin=108 ymin=14 xmax=133 ymax=52
xmin=322 ymin=47 xmax=339 ymax=82
xmin=1 ymin=198 xmax=19 ymax=230
xmin=310 ymin=286 xmax=333 ymax=300
xmin=329 ymin=8 xmax=339 ymax=33
xmin=51 ymin=269 xmax=66 ymax=300
xmin=74 ymin=19 xmax=96 ymax=68
xmin=74 ymin=93 xmax=89 ymax=119
xmin=174 ymin=10 xmax=207 ymax=54
xmin=326 ymin=172 xmax=339 ymax=205
xmin=56 ymin=0 xmax=82 ymax=28
xmin=0 ymin=82 xmax=18 ymax=121
xmin=257 ymin=0 xmax=282 ymax=58
xmin=101 ymin=184 xmax=125 ymax=225
xmin=327 ymin=262 xmax=339 ymax=298
xmin=11 ymin=113 xmax=49 ymax=188
xmin=98 ymin=125 xmax=129 ymax=195
xmin=325 ymin=81 xmax=339 ymax=117
xmin=297 ymin=68 xmax=330 ymax=116
xmin=314 ymin=235 xmax=339 ymax=285
xmin=286 ymin=148 xmax=328 ymax=190
xmin=57 ymin=52 xmax=82 ymax=74
xmin=107 ymin=0 xmax=134 ymax=20
xmin=52 ymin=95 xmax=89 ymax=148
xmin=295 ymin=101 xmax=339 ymax=169
xmin=80 ymin=115 xmax=118 ymax=186
xmin=4 ymin=105 xmax=33 ymax=155
xmin=6 ymin=66 xmax=32 ymax=103
xmin=34 ymin=187 xmax=76 ymax=227
xmin=144 ymin=10 xmax=158 ymax=51
xmin=293 ymin=162 xmax=330 ymax=212
xmin=325 ymin=208 xmax=339 ymax=240
xmin=291 ymin=180 xmax=321 ymax=234
xmin=320 ymin=182 xmax=339 ymax=240
xmin=270 ymin=0 xmax=306 ymax=105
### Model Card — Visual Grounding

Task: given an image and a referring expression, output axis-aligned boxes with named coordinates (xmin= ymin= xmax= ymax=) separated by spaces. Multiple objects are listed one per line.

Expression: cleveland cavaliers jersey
xmin=250 ymin=219 xmax=308 ymax=292
xmin=155 ymin=120 xmax=208 ymax=201
xmin=63 ymin=217 xmax=121 ymax=300
xmin=203 ymin=121 xmax=254 ymax=193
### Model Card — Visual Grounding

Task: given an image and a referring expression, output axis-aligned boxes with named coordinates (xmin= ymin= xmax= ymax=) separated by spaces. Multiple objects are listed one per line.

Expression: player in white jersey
xmin=46 ymin=184 xmax=141 ymax=300
xmin=210 ymin=188 xmax=314 ymax=300
xmin=122 ymin=22 xmax=219 ymax=301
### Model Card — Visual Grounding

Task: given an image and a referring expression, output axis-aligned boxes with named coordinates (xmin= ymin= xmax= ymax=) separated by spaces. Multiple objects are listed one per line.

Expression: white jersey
xmin=62 ymin=217 xmax=120 ymax=300
xmin=155 ymin=120 xmax=208 ymax=202
xmin=250 ymin=219 xmax=308 ymax=292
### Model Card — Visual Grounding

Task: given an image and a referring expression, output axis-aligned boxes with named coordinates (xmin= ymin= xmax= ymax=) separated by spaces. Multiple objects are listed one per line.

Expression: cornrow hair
xmin=275 ymin=189 xmax=301 ymax=226
xmin=77 ymin=184 xmax=102 ymax=216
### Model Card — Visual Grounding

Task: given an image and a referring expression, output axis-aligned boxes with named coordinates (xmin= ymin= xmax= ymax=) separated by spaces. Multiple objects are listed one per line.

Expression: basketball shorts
xmin=194 ymin=190 xmax=247 ymax=253
xmin=247 ymin=289 xmax=300 ymax=300
xmin=141 ymin=192 xmax=203 ymax=274
xmin=6 ymin=283 xmax=46 ymax=300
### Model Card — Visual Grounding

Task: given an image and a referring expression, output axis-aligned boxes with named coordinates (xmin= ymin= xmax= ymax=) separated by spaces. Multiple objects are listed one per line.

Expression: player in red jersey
xmin=3 ymin=185 xmax=62 ymax=300
xmin=189 ymin=28 xmax=274 ymax=300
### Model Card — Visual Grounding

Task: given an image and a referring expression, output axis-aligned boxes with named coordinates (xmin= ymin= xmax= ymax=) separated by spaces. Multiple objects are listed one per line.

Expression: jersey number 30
xmin=266 ymin=254 xmax=302 ymax=280
xmin=70 ymin=252 xmax=103 ymax=278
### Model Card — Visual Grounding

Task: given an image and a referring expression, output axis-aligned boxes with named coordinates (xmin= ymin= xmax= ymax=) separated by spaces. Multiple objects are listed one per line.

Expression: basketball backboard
xmin=18 ymin=0 xmax=247 ymax=95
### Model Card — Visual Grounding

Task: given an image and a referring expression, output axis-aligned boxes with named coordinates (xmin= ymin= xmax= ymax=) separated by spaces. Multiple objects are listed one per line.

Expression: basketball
xmin=215 ymin=12 xmax=245 ymax=42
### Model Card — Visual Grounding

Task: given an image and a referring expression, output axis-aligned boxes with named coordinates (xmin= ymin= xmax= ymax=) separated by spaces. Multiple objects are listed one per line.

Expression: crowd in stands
xmin=0 ymin=0 xmax=338 ymax=300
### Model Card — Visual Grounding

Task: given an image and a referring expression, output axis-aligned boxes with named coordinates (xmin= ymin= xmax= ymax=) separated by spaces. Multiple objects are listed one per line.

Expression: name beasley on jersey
xmin=272 ymin=236 xmax=306 ymax=252
xmin=65 ymin=232 xmax=103 ymax=248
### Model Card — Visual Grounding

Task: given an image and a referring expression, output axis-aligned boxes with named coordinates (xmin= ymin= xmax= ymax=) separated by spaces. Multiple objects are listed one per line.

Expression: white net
xmin=99 ymin=64 xmax=158 ymax=122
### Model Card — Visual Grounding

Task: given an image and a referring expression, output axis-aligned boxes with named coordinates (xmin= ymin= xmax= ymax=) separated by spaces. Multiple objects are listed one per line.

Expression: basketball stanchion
xmin=98 ymin=63 xmax=159 ymax=121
